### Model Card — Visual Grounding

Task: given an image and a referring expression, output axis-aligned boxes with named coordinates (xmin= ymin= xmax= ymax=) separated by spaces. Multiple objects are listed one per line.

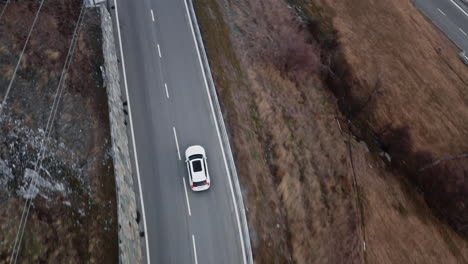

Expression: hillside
xmin=0 ymin=1 xmax=117 ymax=262
xmin=193 ymin=0 xmax=468 ymax=262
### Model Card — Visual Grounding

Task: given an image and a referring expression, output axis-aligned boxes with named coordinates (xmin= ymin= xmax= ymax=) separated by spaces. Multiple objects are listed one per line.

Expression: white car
xmin=185 ymin=145 xmax=211 ymax=191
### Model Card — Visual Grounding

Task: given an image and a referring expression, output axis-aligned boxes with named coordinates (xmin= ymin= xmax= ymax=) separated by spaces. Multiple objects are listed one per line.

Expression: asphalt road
xmin=413 ymin=0 xmax=468 ymax=51
xmin=112 ymin=0 xmax=247 ymax=263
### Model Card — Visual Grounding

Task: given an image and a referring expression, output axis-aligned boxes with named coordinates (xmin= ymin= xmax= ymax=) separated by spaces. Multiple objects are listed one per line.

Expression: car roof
xmin=191 ymin=159 xmax=206 ymax=182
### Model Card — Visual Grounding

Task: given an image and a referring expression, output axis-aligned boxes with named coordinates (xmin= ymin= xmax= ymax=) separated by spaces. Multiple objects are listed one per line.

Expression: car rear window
xmin=193 ymin=181 xmax=206 ymax=187
xmin=192 ymin=160 xmax=202 ymax=172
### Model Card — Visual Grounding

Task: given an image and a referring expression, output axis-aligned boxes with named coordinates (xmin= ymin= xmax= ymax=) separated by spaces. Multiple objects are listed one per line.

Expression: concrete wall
xmin=99 ymin=5 xmax=142 ymax=264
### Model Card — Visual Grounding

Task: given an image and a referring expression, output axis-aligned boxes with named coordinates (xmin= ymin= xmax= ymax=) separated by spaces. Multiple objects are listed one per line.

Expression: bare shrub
xmin=379 ymin=126 xmax=468 ymax=236
xmin=238 ymin=0 xmax=321 ymax=82
xmin=419 ymin=160 xmax=468 ymax=234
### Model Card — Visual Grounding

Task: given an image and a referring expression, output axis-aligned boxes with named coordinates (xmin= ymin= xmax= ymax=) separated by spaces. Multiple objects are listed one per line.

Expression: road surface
xmin=413 ymin=0 xmax=468 ymax=51
xmin=111 ymin=0 xmax=248 ymax=263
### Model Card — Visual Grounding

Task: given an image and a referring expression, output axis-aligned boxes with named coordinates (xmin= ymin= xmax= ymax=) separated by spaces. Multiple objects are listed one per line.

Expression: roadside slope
xmin=297 ymin=0 xmax=468 ymax=236
xmin=193 ymin=0 xmax=468 ymax=263
xmin=0 ymin=2 xmax=118 ymax=262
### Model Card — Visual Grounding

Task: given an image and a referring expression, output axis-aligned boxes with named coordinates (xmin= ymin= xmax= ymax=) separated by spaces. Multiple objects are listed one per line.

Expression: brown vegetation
xmin=194 ymin=0 xmax=468 ymax=263
xmin=298 ymin=0 xmax=468 ymax=235
xmin=0 ymin=1 xmax=117 ymax=263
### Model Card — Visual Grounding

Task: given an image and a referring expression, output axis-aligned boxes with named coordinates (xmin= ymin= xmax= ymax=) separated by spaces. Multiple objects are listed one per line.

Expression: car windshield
xmin=192 ymin=160 xmax=202 ymax=172
xmin=189 ymin=154 xmax=203 ymax=160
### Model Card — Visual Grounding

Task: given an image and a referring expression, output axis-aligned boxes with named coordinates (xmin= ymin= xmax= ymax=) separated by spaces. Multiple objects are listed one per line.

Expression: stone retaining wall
xmin=99 ymin=5 xmax=142 ymax=264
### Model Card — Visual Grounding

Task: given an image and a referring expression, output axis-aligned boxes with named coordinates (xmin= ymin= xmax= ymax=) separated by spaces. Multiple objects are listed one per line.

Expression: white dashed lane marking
xmin=437 ymin=8 xmax=446 ymax=16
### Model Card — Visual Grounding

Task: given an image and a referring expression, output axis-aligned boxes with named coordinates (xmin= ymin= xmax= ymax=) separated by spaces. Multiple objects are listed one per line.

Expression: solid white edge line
xmin=113 ymin=0 xmax=151 ymax=263
xmin=449 ymin=0 xmax=468 ymax=17
xmin=183 ymin=0 xmax=247 ymax=263
xmin=460 ymin=27 xmax=467 ymax=35
xmin=151 ymin=9 xmax=155 ymax=22
xmin=157 ymin=44 xmax=162 ymax=58
xmin=192 ymin=234 xmax=198 ymax=264
xmin=165 ymin=83 xmax=170 ymax=98
xmin=182 ymin=177 xmax=192 ymax=216
xmin=173 ymin=126 xmax=181 ymax=160
xmin=437 ymin=8 xmax=447 ymax=16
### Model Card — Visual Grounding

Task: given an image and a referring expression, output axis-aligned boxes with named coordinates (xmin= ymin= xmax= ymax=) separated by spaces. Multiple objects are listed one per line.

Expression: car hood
xmin=185 ymin=145 xmax=206 ymax=159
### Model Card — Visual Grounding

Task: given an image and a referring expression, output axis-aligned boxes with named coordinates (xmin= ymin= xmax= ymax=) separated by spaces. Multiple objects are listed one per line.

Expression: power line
xmin=0 ymin=0 xmax=11 ymax=23
xmin=9 ymin=2 xmax=87 ymax=263
xmin=0 ymin=0 xmax=45 ymax=118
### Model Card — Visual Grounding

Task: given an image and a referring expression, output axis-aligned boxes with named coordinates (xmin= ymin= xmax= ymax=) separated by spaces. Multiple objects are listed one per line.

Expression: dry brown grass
xmin=302 ymin=0 xmax=468 ymax=236
xmin=196 ymin=0 xmax=361 ymax=262
xmin=318 ymin=0 xmax=468 ymax=155
xmin=348 ymin=139 xmax=468 ymax=264
xmin=195 ymin=0 xmax=468 ymax=263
